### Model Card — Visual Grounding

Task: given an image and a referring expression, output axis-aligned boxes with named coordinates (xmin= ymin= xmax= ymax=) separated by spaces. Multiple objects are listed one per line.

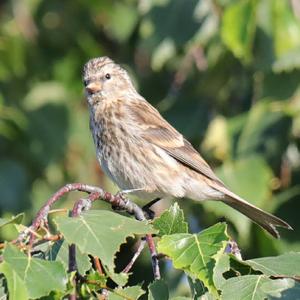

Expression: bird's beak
xmin=86 ymin=81 xmax=102 ymax=94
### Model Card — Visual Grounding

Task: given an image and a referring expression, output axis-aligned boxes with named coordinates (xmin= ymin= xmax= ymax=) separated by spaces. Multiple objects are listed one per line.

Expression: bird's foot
xmin=112 ymin=188 xmax=144 ymax=211
xmin=142 ymin=198 xmax=161 ymax=220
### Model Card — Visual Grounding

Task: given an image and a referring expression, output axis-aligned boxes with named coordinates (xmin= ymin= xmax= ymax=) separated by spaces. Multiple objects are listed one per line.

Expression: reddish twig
xmin=18 ymin=183 xmax=160 ymax=280
xmin=94 ymin=256 xmax=104 ymax=275
xmin=145 ymin=234 xmax=160 ymax=279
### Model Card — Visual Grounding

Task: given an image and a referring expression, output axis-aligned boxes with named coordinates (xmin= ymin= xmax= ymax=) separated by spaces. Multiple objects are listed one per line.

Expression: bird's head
xmin=83 ymin=56 xmax=136 ymax=105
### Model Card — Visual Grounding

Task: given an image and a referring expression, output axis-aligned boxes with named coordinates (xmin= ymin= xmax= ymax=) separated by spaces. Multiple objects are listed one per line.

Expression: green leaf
xmin=273 ymin=48 xmax=300 ymax=73
xmin=270 ymin=281 xmax=300 ymax=300
xmin=108 ymin=285 xmax=145 ymax=300
xmin=246 ymin=252 xmax=300 ymax=277
xmin=151 ymin=38 xmax=176 ymax=71
xmin=0 ymin=262 xmax=28 ymax=300
xmin=0 ymin=213 xmax=23 ymax=228
xmin=106 ymin=269 xmax=129 ymax=287
xmin=157 ymin=223 xmax=229 ymax=296
xmin=3 ymin=244 xmax=67 ymax=299
xmin=213 ymin=254 xmax=230 ymax=289
xmin=47 ymin=240 xmax=92 ymax=275
xmin=0 ymin=276 xmax=7 ymax=300
xmin=237 ymin=101 xmax=291 ymax=163
xmin=148 ymin=280 xmax=169 ymax=300
xmin=272 ymin=0 xmax=300 ymax=58
xmin=221 ymin=0 xmax=257 ymax=63
xmin=187 ymin=276 xmax=207 ymax=298
xmin=55 ymin=210 xmax=154 ymax=271
xmin=153 ymin=202 xmax=188 ymax=236
xmin=105 ymin=3 xmax=138 ymax=42
xmin=220 ymin=275 xmax=294 ymax=300
xmin=86 ymin=270 xmax=107 ymax=289
xmin=213 ymin=254 xmax=258 ymax=290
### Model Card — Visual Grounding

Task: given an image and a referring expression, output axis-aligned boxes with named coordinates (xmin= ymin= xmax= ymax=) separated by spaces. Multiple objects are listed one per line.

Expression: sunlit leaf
xmin=247 ymin=252 xmax=300 ymax=277
xmin=221 ymin=0 xmax=257 ymax=63
xmin=105 ymin=3 xmax=138 ymax=42
xmin=153 ymin=202 xmax=188 ymax=236
xmin=0 ymin=213 xmax=23 ymax=228
xmin=151 ymin=38 xmax=176 ymax=71
xmin=212 ymin=254 xmax=230 ymax=289
xmin=220 ymin=275 xmax=294 ymax=300
xmin=3 ymin=244 xmax=67 ymax=299
xmin=55 ymin=210 xmax=154 ymax=271
xmin=272 ymin=0 xmax=300 ymax=58
xmin=202 ymin=115 xmax=230 ymax=161
xmin=108 ymin=285 xmax=145 ymax=300
xmin=0 ymin=262 xmax=28 ymax=300
xmin=157 ymin=223 xmax=228 ymax=296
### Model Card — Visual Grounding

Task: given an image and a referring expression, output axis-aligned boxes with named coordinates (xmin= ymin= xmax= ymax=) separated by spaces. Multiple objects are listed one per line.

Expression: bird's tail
xmin=221 ymin=193 xmax=292 ymax=238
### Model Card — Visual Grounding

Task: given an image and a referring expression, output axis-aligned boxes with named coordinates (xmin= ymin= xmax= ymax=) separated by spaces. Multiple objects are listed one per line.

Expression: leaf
xmin=3 ymin=244 xmax=67 ymax=299
xmin=220 ymin=275 xmax=294 ymax=300
xmin=187 ymin=276 xmax=207 ymax=298
xmin=212 ymin=254 xmax=230 ymax=289
xmin=237 ymin=101 xmax=291 ymax=164
xmin=148 ymin=280 xmax=169 ymax=300
xmin=202 ymin=115 xmax=230 ymax=161
xmin=151 ymin=38 xmax=176 ymax=71
xmin=221 ymin=0 xmax=257 ymax=63
xmin=23 ymin=81 xmax=68 ymax=110
xmin=0 ymin=276 xmax=7 ymax=300
xmin=0 ymin=262 xmax=28 ymax=300
xmin=108 ymin=285 xmax=145 ymax=300
xmin=246 ymin=252 xmax=300 ymax=277
xmin=106 ymin=269 xmax=129 ymax=287
xmin=0 ymin=213 xmax=23 ymax=229
xmin=270 ymin=281 xmax=300 ymax=300
xmin=55 ymin=210 xmax=154 ymax=271
xmin=47 ymin=240 xmax=92 ymax=275
xmin=153 ymin=202 xmax=188 ymax=236
xmin=105 ymin=2 xmax=139 ymax=42
xmin=157 ymin=223 xmax=229 ymax=296
xmin=85 ymin=270 xmax=107 ymax=291
xmin=272 ymin=0 xmax=300 ymax=58
xmin=273 ymin=48 xmax=300 ymax=73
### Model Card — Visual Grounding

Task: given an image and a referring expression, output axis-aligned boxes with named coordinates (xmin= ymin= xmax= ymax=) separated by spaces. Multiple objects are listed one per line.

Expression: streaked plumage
xmin=83 ymin=56 xmax=292 ymax=238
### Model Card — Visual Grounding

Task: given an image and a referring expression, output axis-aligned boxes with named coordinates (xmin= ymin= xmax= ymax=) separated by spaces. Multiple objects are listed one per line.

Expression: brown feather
xmin=126 ymin=99 xmax=224 ymax=185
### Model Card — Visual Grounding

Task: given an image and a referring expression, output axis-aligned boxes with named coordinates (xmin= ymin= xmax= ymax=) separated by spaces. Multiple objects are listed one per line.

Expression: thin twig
xmin=19 ymin=183 xmax=161 ymax=280
xmin=145 ymin=234 xmax=160 ymax=279
xmin=122 ymin=239 xmax=147 ymax=273
xmin=94 ymin=256 xmax=104 ymax=275
xmin=32 ymin=234 xmax=63 ymax=248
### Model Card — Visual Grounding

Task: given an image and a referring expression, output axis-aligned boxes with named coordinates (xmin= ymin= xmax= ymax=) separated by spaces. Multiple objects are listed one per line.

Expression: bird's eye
xmin=105 ymin=73 xmax=111 ymax=80
xmin=83 ymin=80 xmax=89 ymax=86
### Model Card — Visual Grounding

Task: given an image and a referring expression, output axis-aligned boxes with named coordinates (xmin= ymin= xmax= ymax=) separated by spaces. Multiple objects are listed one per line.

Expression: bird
xmin=82 ymin=56 xmax=292 ymax=238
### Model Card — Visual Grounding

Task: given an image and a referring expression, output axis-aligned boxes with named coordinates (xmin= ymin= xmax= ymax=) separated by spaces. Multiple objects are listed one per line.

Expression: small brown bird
xmin=83 ymin=56 xmax=292 ymax=238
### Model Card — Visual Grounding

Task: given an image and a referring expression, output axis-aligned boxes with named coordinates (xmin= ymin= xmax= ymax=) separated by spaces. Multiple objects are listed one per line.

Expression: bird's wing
xmin=125 ymin=99 xmax=225 ymax=186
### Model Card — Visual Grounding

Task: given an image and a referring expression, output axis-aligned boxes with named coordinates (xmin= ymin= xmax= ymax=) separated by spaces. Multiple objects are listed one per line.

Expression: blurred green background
xmin=0 ymin=0 xmax=300 ymax=293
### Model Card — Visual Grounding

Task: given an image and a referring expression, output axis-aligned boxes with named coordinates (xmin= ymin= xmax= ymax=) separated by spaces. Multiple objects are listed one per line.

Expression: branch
xmin=18 ymin=183 xmax=161 ymax=280
xmin=122 ymin=239 xmax=147 ymax=273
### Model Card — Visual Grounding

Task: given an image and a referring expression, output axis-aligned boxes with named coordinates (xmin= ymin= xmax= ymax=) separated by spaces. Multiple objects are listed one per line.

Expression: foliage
xmin=0 ymin=0 xmax=300 ymax=298
xmin=0 ymin=203 xmax=298 ymax=299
